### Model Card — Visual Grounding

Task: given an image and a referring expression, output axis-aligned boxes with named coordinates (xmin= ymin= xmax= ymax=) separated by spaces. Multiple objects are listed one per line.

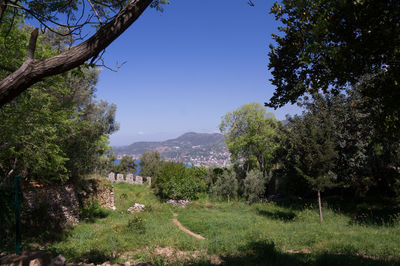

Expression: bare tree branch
xmin=0 ymin=0 xmax=153 ymax=106
xmin=27 ymin=28 xmax=38 ymax=60
xmin=86 ymin=0 xmax=102 ymax=24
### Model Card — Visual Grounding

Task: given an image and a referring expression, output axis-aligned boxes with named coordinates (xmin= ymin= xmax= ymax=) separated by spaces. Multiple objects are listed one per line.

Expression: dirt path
xmin=172 ymin=213 xmax=206 ymax=240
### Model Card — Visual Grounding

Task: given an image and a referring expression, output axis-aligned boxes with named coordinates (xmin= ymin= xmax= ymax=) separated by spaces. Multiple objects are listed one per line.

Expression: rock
xmin=29 ymin=258 xmax=42 ymax=266
xmin=127 ymin=203 xmax=145 ymax=213
xmin=167 ymin=199 xmax=190 ymax=207
xmin=50 ymin=254 xmax=66 ymax=266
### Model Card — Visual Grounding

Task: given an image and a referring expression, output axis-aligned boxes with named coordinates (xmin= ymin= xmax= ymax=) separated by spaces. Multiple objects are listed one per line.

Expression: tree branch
xmin=27 ymin=28 xmax=39 ymax=60
xmin=86 ymin=0 xmax=102 ymax=24
xmin=0 ymin=0 xmax=153 ymax=106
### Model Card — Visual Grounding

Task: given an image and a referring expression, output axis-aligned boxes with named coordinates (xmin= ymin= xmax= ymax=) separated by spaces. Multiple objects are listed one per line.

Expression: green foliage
xmin=267 ymin=0 xmax=400 ymax=136
xmin=212 ymin=168 xmax=238 ymax=202
xmin=154 ymin=162 xmax=206 ymax=200
xmin=220 ymin=102 xmax=280 ymax=176
xmin=244 ymin=169 xmax=267 ymax=203
xmin=139 ymin=150 xmax=161 ymax=178
xmin=126 ymin=215 xmax=145 ymax=234
xmin=0 ymin=25 xmax=118 ymax=184
xmin=79 ymin=200 xmax=109 ymax=223
xmin=114 ymin=156 xmax=136 ymax=175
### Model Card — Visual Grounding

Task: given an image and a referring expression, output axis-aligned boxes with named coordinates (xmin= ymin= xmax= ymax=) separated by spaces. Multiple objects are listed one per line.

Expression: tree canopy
xmin=220 ymin=102 xmax=280 ymax=176
xmin=267 ymin=0 xmax=399 ymax=133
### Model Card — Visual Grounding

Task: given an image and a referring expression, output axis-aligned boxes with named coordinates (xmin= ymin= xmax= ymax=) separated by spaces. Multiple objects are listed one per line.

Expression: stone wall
xmin=22 ymin=178 xmax=115 ymax=229
xmin=107 ymin=172 xmax=151 ymax=186
xmin=23 ymin=184 xmax=80 ymax=228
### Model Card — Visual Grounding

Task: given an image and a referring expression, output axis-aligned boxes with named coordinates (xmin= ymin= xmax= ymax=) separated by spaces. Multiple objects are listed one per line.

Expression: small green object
xmin=14 ymin=175 xmax=21 ymax=255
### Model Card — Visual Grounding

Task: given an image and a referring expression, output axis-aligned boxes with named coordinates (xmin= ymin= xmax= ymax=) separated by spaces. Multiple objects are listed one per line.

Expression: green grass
xmin=37 ymin=183 xmax=400 ymax=265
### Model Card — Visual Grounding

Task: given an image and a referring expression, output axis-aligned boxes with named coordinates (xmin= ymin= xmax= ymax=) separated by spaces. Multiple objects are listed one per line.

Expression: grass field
xmin=37 ymin=183 xmax=400 ymax=265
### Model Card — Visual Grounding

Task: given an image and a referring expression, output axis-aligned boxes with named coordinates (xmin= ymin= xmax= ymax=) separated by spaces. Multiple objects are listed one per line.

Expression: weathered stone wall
xmin=23 ymin=184 xmax=80 ymax=228
xmin=22 ymin=178 xmax=115 ymax=228
xmin=75 ymin=177 xmax=115 ymax=211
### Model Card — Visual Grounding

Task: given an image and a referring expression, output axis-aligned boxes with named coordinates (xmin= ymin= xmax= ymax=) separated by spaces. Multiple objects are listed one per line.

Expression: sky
xmin=94 ymin=0 xmax=301 ymax=146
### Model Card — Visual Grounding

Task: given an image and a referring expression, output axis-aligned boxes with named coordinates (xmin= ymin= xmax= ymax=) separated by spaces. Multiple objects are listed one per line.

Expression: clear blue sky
xmin=95 ymin=0 xmax=301 ymax=146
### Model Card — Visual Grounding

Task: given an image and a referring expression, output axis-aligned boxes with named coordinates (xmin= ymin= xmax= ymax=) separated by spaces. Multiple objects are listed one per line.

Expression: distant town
xmin=114 ymin=132 xmax=231 ymax=167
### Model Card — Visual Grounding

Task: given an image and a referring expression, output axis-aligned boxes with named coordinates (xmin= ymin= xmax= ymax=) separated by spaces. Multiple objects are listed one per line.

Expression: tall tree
xmin=220 ymin=102 xmax=280 ymax=176
xmin=286 ymin=100 xmax=338 ymax=222
xmin=267 ymin=0 xmax=400 ymax=135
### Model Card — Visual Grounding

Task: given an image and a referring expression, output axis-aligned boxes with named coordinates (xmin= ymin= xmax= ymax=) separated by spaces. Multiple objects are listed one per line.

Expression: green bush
xmin=244 ymin=169 xmax=267 ymax=203
xmin=212 ymin=169 xmax=238 ymax=202
xmin=127 ymin=215 xmax=145 ymax=233
xmin=79 ymin=200 xmax=109 ymax=222
xmin=154 ymin=162 xmax=206 ymax=200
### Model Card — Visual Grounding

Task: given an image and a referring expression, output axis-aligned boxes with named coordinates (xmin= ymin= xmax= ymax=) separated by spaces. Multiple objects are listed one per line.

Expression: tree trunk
xmin=227 ymin=194 xmax=230 ymax=203
xmin=318 ymin=190 xmax=323 ymax=223
xmin=0 ymin=0 xmax=153 ymax=106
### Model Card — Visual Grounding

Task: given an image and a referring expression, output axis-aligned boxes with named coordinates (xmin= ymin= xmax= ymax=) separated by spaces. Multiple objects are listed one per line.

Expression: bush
xmin=79 ymin=200 xmax=109 ymax=222
xmin=154 ymin=162 xmax=206 ymax=200
xmin=244 ymin=170 xmax=267 ymax=203
xmin=212 ymin=169 xmax=238 ymax=202
xmin=126 ymin=215 xmax=145 ymax=233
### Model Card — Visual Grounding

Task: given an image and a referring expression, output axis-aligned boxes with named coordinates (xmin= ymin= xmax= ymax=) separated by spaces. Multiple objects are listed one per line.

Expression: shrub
xmin=212 ymin=169 xmax=238 ymax=202
xmin=244 ymin=170 xmax=267 ymax=203
xmin=154 ymin=162 xmax=206 ymax=200
xmin=79 ymin=200 xmax=109 ymax=222
xmin=127 ymin=215 xmax=145 ymax=233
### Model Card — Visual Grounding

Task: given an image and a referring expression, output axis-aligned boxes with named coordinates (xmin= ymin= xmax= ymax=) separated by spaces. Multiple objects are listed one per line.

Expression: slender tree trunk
xmin=318 ymin=190 xmax=323 ymax=223
xmin=228 ymin=194 xmax=230 ymax=203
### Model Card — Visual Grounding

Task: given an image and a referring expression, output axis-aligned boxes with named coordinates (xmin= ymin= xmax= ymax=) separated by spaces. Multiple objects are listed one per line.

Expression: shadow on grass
xmin=192 ymin=240 xmax=399 ymax=266
xmin=272 ymin=197 xmax=400 ymax=227
xmin=256 ymin=209 xmax=296 ymax=222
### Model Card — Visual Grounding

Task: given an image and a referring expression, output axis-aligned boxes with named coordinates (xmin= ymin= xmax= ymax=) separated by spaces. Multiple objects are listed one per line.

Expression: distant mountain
xmin=113 ymin=132 xmax=230 ymax=167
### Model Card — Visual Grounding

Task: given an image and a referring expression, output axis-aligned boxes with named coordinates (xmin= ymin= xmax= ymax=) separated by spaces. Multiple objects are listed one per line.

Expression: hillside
xmin=113 ymin=132 xmax=230 ymax=167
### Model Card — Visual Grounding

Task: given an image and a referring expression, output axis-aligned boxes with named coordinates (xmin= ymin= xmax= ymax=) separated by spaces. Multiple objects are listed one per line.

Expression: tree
xmin=0 ymin=26 xmax=118 ymax=184
xmin=267 ymin=0 xmax=400 ymax=134
xmin=285 ymin=101 xmax=338 ymax=222
xmin=115 ymin=156 xmax=137 ymax=175
xmin=244 ymin=169 xmax=266 ymax=203
xmin=220 ymin=102 xmax=280 ymax=176
xmin=0 ymin=0 xmax=170 ymax=106
xmin=212 ymin=169 xmax=238 ymax=202
xmin=139 ymin=150 xmax=161 ymax=178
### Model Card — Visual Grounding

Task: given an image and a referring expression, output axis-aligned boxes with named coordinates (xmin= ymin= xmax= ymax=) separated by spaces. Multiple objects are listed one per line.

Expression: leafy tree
xmin=115 ymin=156 xmax=136 ymax=175
xmin=267 ymin=0 xmax=400 ymax=135
xmin=244 ymin=169 xmax=267 ymax=203
xmin=212 ymin=169 xmax=238 ymax=202
xmin=139 ymin=150 xmax=161 ymax=178
xmin=0 ymin=26 xmax=118 ymax=184
xmin=220 ymin=102 xmax=280 ymax=176
xmin=285 ymin=100 xmax=338 ymax=222
xmin=154 ymin=161 xmax=206 ymax=200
